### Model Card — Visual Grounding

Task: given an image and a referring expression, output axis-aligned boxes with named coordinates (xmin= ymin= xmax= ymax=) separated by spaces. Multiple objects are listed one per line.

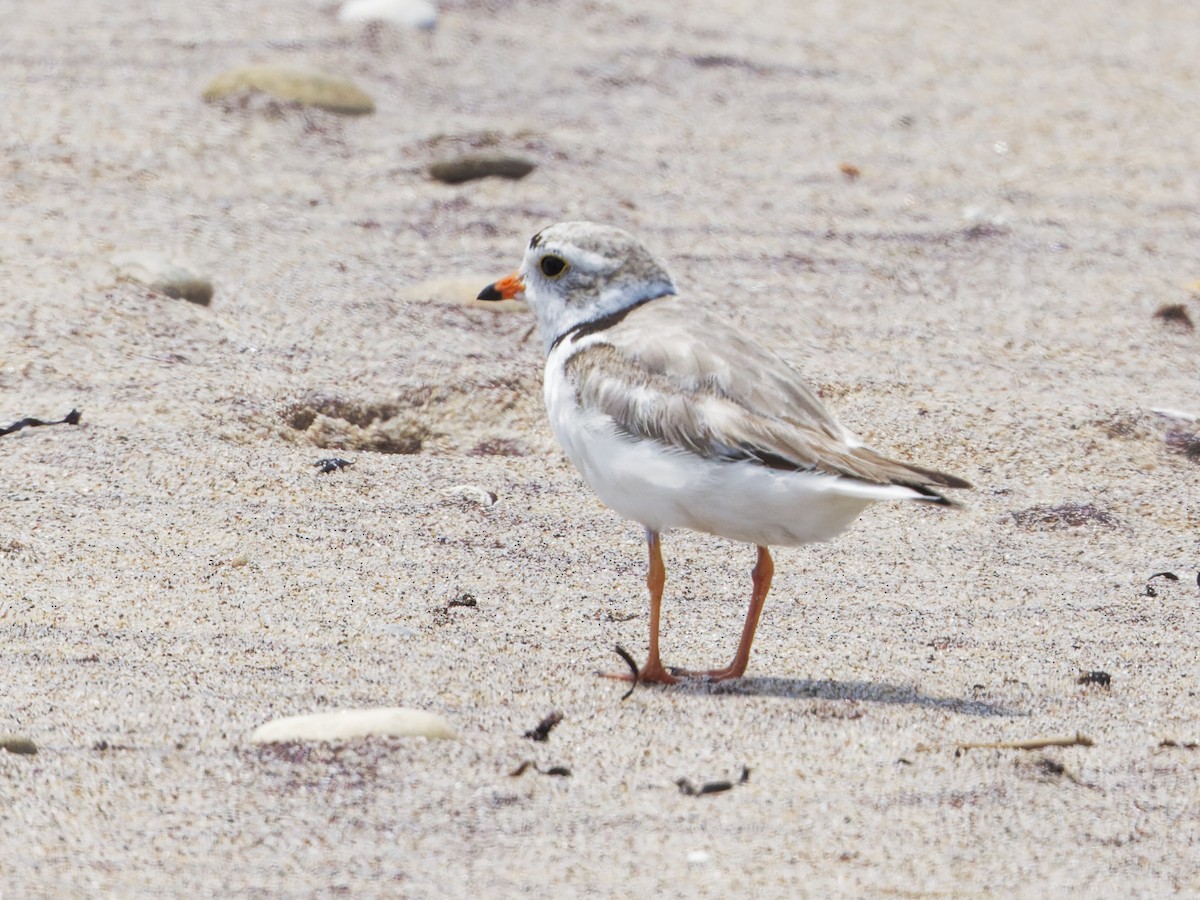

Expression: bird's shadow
xmin=683 ymin=676 xmax=1022 ymax=718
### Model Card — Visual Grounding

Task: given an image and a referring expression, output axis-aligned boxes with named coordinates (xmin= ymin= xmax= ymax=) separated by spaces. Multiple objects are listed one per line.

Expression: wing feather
xmin=564 ymin=301 xmax=968 ymax=496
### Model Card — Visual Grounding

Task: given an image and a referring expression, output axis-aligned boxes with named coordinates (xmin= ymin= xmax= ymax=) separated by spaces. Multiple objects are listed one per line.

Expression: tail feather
xmin=844 ymin=448 xmax=971 ymax=506
xmin=900 ymin=461 xmax=972 ymax=491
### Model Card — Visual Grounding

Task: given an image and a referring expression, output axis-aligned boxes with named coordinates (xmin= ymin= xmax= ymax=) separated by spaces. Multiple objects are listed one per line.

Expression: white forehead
xmin=524 ymin=238 xmax=615 ymax=274
xmin=523 ymin=222 xmax=637 ymax=272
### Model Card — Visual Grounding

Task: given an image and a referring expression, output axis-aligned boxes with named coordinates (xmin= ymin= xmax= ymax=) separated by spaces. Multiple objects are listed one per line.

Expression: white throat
xmin=530 ymin=278 xmax=675 ymax=356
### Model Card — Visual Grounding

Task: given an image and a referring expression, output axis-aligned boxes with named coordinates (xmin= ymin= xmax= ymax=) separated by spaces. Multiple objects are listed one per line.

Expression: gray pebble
xmin=0 ymin=734 xmax=38 ymax=755
xmin=112 ymin=252 xmax=214 ymax=306
xmin=429 ymin=154 xmax=536 ymax=184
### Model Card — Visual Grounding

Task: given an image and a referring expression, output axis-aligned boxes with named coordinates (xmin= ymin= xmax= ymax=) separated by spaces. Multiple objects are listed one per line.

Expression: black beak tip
xmin=476 ymin=283 xmax=501 ymax=302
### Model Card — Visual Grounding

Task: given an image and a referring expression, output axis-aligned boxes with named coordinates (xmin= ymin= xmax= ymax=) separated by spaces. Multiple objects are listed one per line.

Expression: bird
xmin=477 ymin=222 xmax=969 ymax=684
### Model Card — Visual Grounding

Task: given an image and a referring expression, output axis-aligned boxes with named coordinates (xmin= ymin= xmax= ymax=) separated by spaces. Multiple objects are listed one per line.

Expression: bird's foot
xmin=667 ymin=664 xmax=745 ymax=683
xmin=597 ymin=658 xmax=679 ymax=685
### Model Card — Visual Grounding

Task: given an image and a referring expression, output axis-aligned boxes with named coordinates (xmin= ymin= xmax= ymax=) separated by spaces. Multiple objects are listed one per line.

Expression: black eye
xmin=539 ymin=255 xmax=567 ymax=278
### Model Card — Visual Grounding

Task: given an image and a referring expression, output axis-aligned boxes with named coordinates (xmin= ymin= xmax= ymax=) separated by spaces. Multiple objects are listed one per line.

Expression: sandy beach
xmin=3 ymin=0 xmax=1199 ymax=895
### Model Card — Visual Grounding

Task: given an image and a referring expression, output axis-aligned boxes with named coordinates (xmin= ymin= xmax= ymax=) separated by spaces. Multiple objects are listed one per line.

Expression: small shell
xmin=441 ymin=484 xmax=498 ymax=507
xmin=249 ymin=708 xmax=457 ymax=744
xmin=339 ymin=0 xmax=437 ymax=29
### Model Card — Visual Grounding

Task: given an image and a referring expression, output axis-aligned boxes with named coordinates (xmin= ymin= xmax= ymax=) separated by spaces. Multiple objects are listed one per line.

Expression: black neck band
xmin=549 ymin=290 xmax=675 ymax=352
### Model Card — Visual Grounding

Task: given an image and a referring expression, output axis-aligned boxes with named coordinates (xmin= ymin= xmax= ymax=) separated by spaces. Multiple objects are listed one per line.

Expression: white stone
xmin=249 ymin=707 xmax=456 ymax=743
xmin=442 ymin=484 xmax=498 ymax=507
xmin=339 ymin=0 xmax=437 ymax=30
xmin=401 ymin=275 xmax=528 ymax=314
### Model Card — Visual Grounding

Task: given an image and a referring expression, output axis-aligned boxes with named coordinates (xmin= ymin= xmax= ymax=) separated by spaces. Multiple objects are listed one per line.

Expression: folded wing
xmin=567 ymin=301 xmax=969 ymax=500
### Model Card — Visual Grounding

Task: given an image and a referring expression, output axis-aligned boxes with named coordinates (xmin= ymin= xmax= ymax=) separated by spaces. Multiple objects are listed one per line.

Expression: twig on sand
xmin=956 ymin=732 xmax=1094 ymax=753
xmin=508 ymin=760 xmax=571 ymax=778
xmin=613 ymin=644 xmax=639 ymax=701
xmin=0 ymin=408 xmax=81 ymax=437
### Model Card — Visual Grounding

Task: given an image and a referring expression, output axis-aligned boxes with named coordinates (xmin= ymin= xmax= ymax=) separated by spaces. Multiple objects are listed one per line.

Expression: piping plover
xmin=478 ymin=222 xmax=969 ymax=684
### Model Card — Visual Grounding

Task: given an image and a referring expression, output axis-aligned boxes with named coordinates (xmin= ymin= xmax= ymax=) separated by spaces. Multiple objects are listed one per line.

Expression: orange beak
xmin=477 ymin=271 xmax=526 ymax=302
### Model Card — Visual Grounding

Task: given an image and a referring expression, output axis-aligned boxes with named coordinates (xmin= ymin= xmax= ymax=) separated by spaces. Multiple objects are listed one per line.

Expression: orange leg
xmin=638 ymin=530 xmax=678 ymax=684
xmin=676 ymin=546 xmax=774 ymax=682
xmin=599 ymin=529 xmax=678 ymax=685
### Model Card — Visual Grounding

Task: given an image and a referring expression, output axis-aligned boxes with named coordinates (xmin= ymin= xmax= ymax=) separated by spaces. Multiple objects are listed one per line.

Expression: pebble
xmin=112 ymin=251 xmax=214 ymax=305
xmin=202 ymin=65 xmax=376 ymax=116
xmin=429 ymin=154 xmax=536 ymax=185
xmin=339 ymin=0 xmax=437 ymax=29
xmin=0 ymin=734 xmax=38 ymax=755
xmin=249 ymin=707 xmax=457 ymax=743
xmin=442 ymin=484 xmax=498 ymax=507
xmin=401 ymin=275 xmax=527 ymax=313
xmin=1153 ymin=303 xmax=1194 ymax=330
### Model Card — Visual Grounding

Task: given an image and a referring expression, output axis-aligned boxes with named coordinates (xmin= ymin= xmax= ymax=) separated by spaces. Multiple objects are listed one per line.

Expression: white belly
xmin=544 ymin=363 xmax=888 ymax=547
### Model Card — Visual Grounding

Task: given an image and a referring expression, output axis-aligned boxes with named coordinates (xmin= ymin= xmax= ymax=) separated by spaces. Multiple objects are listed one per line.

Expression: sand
xmin=3 ymin=0 xmax=1199 ymax=895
